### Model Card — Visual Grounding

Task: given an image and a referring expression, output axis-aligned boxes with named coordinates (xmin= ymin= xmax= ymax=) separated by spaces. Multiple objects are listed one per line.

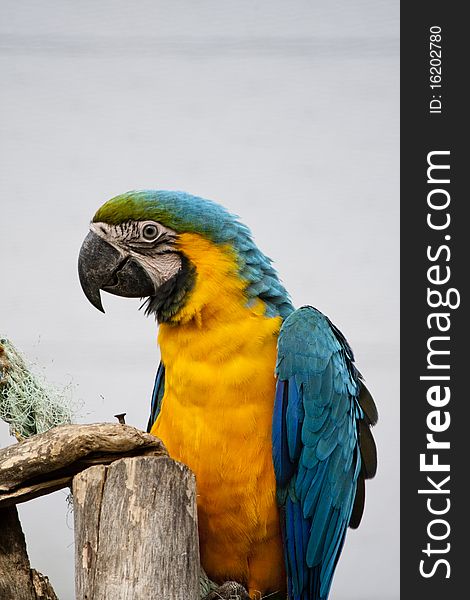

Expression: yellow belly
xmin=151 ymin=321 xmax=285 ymax=594
xmin=150 ymin=232 xmax=287 ymax=596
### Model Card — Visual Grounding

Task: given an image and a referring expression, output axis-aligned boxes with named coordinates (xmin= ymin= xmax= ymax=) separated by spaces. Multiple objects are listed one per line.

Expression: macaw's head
xmin=78 ymin=190 xmax=292 ymax=323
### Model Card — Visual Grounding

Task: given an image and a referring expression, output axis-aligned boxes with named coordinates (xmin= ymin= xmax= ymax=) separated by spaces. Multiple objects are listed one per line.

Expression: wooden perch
xmin=0 ymin=423 xmax=203 ymax=600
xmin=73 ymin=457 xmax=200 ymax=600
xmin=0 ymin=423 xmax=166 ymax=507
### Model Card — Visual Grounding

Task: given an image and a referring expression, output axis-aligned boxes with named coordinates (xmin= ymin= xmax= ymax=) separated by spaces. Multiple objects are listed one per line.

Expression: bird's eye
xmin=142 ymin=223 xmax=159 ymax=241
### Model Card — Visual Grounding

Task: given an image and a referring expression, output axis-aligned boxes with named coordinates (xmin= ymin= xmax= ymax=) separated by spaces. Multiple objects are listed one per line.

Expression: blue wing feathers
xmin=316 ymin=431 xmax=338 ymax=461
xmin=303 ymin=410 xmax=329 ymax=434
xmin=273 ymin=379 xmax=297 ymax=489
xmin=320 ymin=523 xmax=348 ymax=598
xmin=286 ymin=377 xmax=304 ymax=460
xmin=146 ymin=362 xmax=165 ymax=432
xmin=273 ymin=306 xmax=377 ymax=600
xmin=285 ymin=501 xmax=299 ymax=592
xmin=302 ymin=462 xmax=328 ymax=517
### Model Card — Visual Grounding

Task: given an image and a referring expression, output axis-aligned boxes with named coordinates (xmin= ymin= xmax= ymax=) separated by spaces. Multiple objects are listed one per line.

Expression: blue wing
xmin=146 ymin=362 xmax=165 ymax=432
xmin=273 ymin=306 xmax=377 ymax=600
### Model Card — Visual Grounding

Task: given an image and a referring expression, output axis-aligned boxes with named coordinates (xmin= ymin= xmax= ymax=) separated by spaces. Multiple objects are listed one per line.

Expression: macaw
xmin=78 ymin=190 xmax=377 ymax=600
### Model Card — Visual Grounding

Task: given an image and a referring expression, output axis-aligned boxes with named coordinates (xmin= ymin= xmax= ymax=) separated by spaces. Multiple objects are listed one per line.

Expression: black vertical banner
xmin=401 ymin=4 xmax=467 ymax=599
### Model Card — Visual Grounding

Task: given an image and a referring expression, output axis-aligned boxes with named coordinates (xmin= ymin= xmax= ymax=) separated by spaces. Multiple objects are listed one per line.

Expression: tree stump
xmin=73 ymin=456 xmax=200 ymax=600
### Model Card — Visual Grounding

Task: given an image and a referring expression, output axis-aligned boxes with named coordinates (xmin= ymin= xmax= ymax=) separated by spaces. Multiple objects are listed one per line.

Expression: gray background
xmin=0 ymin=2 xmax=399 ymax=598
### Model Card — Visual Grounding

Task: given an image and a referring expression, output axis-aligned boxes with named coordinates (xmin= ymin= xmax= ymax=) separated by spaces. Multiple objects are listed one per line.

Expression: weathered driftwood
xmin=73 ymin=456 xmax=200 ymax=600
xmin=0 ymin=423 xmax=166 ymax=507
xmin=0 ymin=506 xmax=58 ymax=600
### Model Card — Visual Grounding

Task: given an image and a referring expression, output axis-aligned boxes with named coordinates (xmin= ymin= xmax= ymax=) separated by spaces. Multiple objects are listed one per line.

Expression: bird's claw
xmin=202 ymin=581 xmax=250 ymax=600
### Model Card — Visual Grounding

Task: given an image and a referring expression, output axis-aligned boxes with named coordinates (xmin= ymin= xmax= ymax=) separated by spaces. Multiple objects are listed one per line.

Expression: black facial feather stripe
xmin=142 ymin=253 xmax=196 ymax=322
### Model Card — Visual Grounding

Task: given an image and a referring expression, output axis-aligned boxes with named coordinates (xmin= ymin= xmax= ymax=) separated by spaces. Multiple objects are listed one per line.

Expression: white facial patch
xmin=90 ymin=221 xmax=182 ymax=289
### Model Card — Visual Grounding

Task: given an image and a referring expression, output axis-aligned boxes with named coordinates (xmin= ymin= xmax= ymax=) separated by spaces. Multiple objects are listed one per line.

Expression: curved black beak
xmin=78 ymin=231 xmax=156 ymax=312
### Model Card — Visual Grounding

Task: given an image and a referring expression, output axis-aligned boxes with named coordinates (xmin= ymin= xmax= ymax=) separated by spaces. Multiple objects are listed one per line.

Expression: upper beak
xmin=78 ymin=231 xmax=156 ymax=312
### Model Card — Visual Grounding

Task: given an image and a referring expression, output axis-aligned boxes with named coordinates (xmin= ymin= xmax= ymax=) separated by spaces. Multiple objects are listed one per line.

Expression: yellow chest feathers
xmin=150 ymin=234 xmax=285 ymax=588
xmin=151 ymin=234 xmax=282 ymax=466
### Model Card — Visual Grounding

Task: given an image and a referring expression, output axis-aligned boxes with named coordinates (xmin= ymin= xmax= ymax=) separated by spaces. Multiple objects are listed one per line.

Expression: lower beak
xmin=78 ymin=231 xmax=156 ymax=312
